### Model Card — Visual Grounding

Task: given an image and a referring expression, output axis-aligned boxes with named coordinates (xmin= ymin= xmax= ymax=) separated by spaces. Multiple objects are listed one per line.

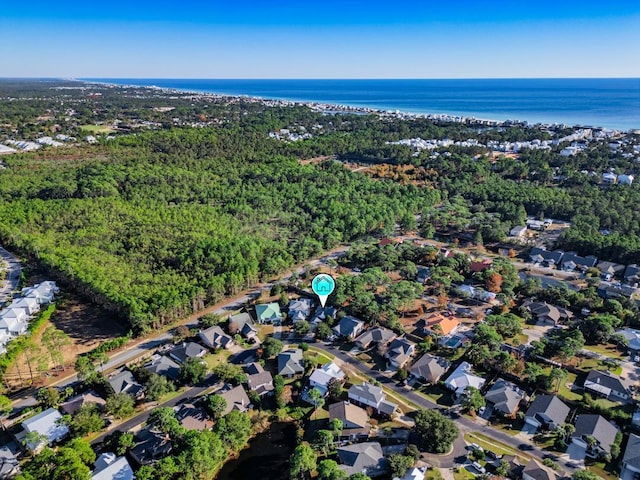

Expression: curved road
xmin=0 ymin=246 xmax=22 ymax=305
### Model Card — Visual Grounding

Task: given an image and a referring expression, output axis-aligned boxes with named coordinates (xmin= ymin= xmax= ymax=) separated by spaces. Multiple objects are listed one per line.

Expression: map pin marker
xmin=311 ymin=273 xmax=335 ymax=308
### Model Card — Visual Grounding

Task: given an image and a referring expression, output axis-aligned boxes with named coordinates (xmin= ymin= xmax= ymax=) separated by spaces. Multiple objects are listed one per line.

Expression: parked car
xmin=472 ymin=462 xmax=486 ymax=474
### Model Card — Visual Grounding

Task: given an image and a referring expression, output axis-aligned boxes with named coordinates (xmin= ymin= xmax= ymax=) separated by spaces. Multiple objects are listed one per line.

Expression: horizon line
xmin=1 ymin=76 xmax=639 ymax=81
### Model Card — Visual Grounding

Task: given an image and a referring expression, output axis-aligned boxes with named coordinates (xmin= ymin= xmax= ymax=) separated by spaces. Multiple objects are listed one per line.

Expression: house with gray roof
xmin=524 ymin=395 xmax=570 ymax=431
xmin=130 ymin=427 xmax=172 ymax=466
xmin=624 ymin=264 xmax=640 ymax=286
xmin=337 ymin=442 xmax=388 ymax=477
xmin=0 ymin=444 xmax=19 ymax=478
xmin=597 ymin=282 xmax=639 ymax=300
xmin=255 ymin=303 xmax=282 ymax=324
xmin=355 ymin=327 xmax=397 ymax=350
xmin=529 ymin=248 xmax=564 ymax=267
xmin=228 ymin=312 xmax=258 ymax=342
xmin=616 ymin=327 xmax=640 ymax=359
xmin=333 ymin=316 xmax=365 ymax=339
xmin=329 ymin=401 xmax=370 ymax=439
xmin=288 ymin=298 xmax=314 ymax=322
xmin=145 ymin=354 xmax=181 ymax=381
xmin=583 ymin=370 xmax=631 ymax=403
xmin=620 ymin=433 xmax=640 ymax=480
xmin=522 ymin=459 xmax=556 ymax=480
xmin=246 ymin=363 xmax=274 ymax=397
xmin=220 ymin=385 xmax=251 ymax=416
xmin=199 ymin=325 xmax=234 ymax=350
xmin=108 ymin=370 xmax=144 ymax=399
xmin=409 ymin=354 xmax=451 ymax=384
xmin=385 ymin=337 xmax=415 ymax=369
xmin=169 ymin=342 xmax=207 ymax=364
xmin=571 ymin=414 xmax=619 ymax=458
xmin=348 ymin=382 xmax=397 ymax=416
xmin=443 ymin=361 xmax=486 ymax=397
xmin=596 ymin=261 xmax=625 ymax=281
xmin=60 ymin=390 xmax=106 ymax=415
xmin=277 ymin=348 xmax=304 ymax=377
xmin=561 ymin=252 xmax=598 ymax=272
xmin=484 ymin=379 xmax=525 ymax=417
xmin=522 ymin=300 xmax=572 ymax=325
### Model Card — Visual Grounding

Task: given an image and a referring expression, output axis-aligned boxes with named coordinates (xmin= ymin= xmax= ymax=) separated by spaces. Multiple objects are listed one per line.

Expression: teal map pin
xmin=312 ymin=274 xmax=335 ymax=308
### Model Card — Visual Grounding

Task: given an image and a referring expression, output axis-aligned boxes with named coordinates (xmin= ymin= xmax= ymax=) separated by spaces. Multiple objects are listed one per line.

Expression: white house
xmin=92 ymin=453 xmax=135 ymax=480
xmin=443 ymin=362 xmax=486 ymax=397
xmin=308 ymin=362 xmax=345 ymax=396
xmin=618 ymin=174 xmax=635 ymax=185
xmin=21 ymin=281 xmax=58 ymax=304
xmin=509 ymin=226 xmax=527 ymax=238
xmin=22 ymin=407 xmax=69 ymax=450
xmin=0 ymin=307 xmax=28 ymax=326
xmin=11 ymin=297 xmax=40 ymax=316
xmin=348 ymin=382 xmax=397 ymax=416
xmin=602 ymin=172 xmax=618 ymax=185
xmin=620 ymin=433 xmax=640 ymax=480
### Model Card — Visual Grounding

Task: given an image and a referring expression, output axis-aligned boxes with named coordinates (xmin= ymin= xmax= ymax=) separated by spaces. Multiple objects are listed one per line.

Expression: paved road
xmin=309 ymin=342 xmax=580 ymax=473
xmin=0 ymin=246 xmax=22 ymax=305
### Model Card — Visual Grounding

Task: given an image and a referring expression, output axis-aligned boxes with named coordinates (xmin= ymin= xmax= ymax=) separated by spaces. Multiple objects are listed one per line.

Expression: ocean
xmin=85 ymin=78 xmax=640 ymax=131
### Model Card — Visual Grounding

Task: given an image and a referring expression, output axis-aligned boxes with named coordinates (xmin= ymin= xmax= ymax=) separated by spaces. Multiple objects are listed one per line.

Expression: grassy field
xmin=464 ymin=432 xmax=530 ymax=462
xmin=582 ymin=343 xmax=626 ymax=361
xmin=204 ymin=350 xmax=232 ymax=369
xmin=79 ymin=124 xmax=115 ymax=134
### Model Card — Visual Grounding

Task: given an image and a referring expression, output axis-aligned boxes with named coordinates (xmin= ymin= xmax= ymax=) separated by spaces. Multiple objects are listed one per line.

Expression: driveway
xmin=565 ymin=442 xmax=587 ymax=462
xmin=0 ymin=246 xmax=22 ymax=304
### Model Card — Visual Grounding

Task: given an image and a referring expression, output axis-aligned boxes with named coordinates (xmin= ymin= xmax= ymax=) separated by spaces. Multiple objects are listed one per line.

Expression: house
xmin=394 ymin=467 xmax=427 ymax=480
xmin=228 ymin=312 xmax=258 ymax=342
xmin=169 ymin=342 xmax=207 ymax=364
xmin=529 ymin=248 xmax=564 ymax=267
xmin=0 ymin=444 xmax=20 ymax=478
xmin=583 ymin=370 xmax=631 ymax=402
xmin=333 ymin=316 xmax=365 ymax=339
xmin=620 ymin=433 xmax=640 ymax=480
xmin=484 ymin=379 xmax=525 ymax=417
xmin=522 ymin=301 xmax=573 ymax=325
xmin=0 ymin=309 xmax=27 ymax=333
xmin=470 ymin=259 xmax=493 ymax=273
xmin=130 ymin=427 xmax=172 ymax=466
xmin=524 ymin=395 xmax=570 ymax=431
xmin=21 ymin=281 xmax=58 ymax=304
xmin=11 ymin=297 xmax=39 ymax=316
xmin=602 ymin=172 xmax=618 ymax=185
xmin=348 ymin=382 xmax=397 ymax=416
xmin=618 ymin=174 xmax=635 ymax=185
xmin=198 ymin=325 xmax=234 ymax=350
xmin=615 ymin=328 xmax=640 ymax=359
xmin=571 ymin=414 xmax=619 ymax=457
xmin=417 ymin=313 xmax=460 ymax=337
xmin=255 ymin=302 xmax=282 ymax=324
xmin=288 ymin=298 xmax=314 ymax=322
xmin=311 ymin=305 xmax=337 ymax=324
xmin=108 ymin=370 xmax=144 ymax=399
xmin=561 ymin=252 xmax=598 ymax=272
xmin=409 ymin=354 xmax=451 ymax=384
xmin=624 ymin=264 xmax=640 ymax=286
xmin=308 ymin=362 xmax=345 ymax=396
xmin=385 ymin=337 xmax=416 ymax=369
xmin=509 ymin=226 xmax=527 ymax=238
xmin=355 ymin=327 xmax=397 ymax=350
xmin=522 ymin=459 xmax=556 ymax=480
xmin=246 ymin=363 xmax=274 ymax=397
xmin=145 ymin=354 xmax=181 ymax=381
xmin=175 ymin=403 xmax=213 ymax=431
xmin=337 ymin=442 xmax=388 ymax=477
xmin=220 ymin=385 xmax=251 ymax=415
xmin=597 ymin=282 xmax=639 ymax=299
xmin=416 ymin=266 xmax=431 ymax=284
xmin=443 ymin=361 xmax=486 ymax=397
xmin=277 ymin=349 xmax=305 ymax=377
xmin=596 ymin=261 xmax=625 ymax=281
xmin=329 ymin=401 xmax=370 ymax=439
xmin=455 ymin=284 xmax=496 ymax=303
xmin=21 ymin=408 xmax=69 ymax=449
xmin=92 ymin=453 xmax=134 ymax=480
xmin=60 ymin=390 xmax=106 ymax=415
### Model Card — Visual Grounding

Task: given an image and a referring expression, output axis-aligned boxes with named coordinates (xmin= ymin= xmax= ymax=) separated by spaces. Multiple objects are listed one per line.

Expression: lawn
xmin=204 ymin=350 xmax=232 ymax=369
xmin=415 ymin=384 xmax=455 ymax=406
xmin=585 ymin=459 xmax=619 ymax=480
xmin=577 ymin=357 xmax=623 ymax=375
xmin=582 ymin=343 xmax=625 ymax=361
xmin=557 ymin=371 xmax=583 ymax=402
xmin=79 ymin=124 xmax=115 ymax=134
xmin=452 ymin=468 xmax=476 ymax=480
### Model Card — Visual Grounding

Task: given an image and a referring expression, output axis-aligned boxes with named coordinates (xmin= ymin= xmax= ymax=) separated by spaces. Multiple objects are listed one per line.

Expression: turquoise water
xmin=85 ymin=78 xmax=640 ymax=130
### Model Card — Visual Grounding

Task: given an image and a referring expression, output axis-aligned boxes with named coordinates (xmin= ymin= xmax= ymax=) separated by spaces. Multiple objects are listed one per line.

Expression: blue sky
xmin=1 ymin=0 xmax=639 ymax=78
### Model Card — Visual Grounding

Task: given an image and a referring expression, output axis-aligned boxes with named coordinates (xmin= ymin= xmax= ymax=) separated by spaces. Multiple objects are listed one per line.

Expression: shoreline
xmin=77 ymin=78 xmax=638 ymax=133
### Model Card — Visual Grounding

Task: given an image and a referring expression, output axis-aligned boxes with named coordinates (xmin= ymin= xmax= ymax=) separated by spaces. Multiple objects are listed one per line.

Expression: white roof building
xmin=92 ymin=453 xmax=135 ymax=480
xmin=309 ymin=362 xmax=345 ymax=396
xmin=443 ymin=361 xmax=486 ymax=396
xmin=22 ymin=407 xmax=69 ymax=449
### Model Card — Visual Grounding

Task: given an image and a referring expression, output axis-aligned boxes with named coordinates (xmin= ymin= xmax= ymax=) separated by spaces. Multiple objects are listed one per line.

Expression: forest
xmin=0 ymin=127 xmax=439 ymax=332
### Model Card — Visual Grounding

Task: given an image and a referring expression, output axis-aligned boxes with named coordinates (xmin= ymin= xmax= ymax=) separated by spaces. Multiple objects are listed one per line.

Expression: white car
xmin=472 ymin=462 xmax=486 ymax=474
